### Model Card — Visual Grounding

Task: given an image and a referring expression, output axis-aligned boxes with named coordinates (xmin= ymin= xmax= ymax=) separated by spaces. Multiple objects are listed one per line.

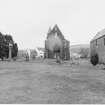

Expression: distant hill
xmin=18 ymin=45 xmax=90 ymax=56
xmin=70 ymin=44 xmax=90 ymax=53
xmin=37 ymin=47 xmax=45 ymax=52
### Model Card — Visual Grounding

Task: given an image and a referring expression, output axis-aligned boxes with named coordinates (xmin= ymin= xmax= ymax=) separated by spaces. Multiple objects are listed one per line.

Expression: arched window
xmin=96 ymin=40 xmax=97 ymax=46
xmin=104 ymin=38 xmax=105 ymax=45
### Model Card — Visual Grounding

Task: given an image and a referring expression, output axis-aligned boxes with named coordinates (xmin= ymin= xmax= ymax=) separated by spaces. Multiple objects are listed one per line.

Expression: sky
xmin=0 ymin=0 xmax=105 ymax=49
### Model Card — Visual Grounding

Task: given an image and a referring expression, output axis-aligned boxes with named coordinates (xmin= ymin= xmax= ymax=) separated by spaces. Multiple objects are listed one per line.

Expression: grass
xmin=0 ymin=59 xmax=104 ymax=103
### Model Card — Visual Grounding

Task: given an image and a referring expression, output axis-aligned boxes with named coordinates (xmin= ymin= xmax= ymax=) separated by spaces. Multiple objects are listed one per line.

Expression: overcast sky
xmin=0 ymin=0 xmax=105 ymax=49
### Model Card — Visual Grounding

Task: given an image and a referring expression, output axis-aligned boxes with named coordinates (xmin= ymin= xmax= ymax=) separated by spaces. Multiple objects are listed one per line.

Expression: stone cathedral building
xmin=44 ymin=24 xmax=70 ymax=60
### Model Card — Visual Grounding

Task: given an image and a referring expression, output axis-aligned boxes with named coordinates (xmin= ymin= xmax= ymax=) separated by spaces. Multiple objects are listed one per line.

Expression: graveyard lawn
xmin=0 ymin=59 xmax=105 ymax=104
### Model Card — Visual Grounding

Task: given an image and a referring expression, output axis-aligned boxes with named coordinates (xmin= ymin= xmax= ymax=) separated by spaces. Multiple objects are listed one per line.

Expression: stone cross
xmin=9 ymin=43 xmax=13 ymax=61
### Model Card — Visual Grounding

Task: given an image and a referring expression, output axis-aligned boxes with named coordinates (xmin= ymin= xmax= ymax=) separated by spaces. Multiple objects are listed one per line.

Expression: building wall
xmin=90 ymin=36 xmax=105 ymax=63
xmin=44 ymin=39 xmax=70 ymax=60
xmin=62 ymin=40 xmax=70 ymax=60
xmin=44 ymin=25 xmax=70 ymax=60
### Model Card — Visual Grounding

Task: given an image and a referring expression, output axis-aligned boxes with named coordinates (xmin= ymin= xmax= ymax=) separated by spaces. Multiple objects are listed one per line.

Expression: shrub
xmin=90 ymin=54 xmax=99 ymax=66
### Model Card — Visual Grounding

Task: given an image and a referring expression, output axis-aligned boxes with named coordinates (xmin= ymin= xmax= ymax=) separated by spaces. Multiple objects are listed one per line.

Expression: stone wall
xmin=90 ymin=36 xmax=105 ymax=63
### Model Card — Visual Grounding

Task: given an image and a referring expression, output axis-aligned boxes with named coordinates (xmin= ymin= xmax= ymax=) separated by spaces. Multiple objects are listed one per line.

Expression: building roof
xmin=47 ymin=27 xmax=52 ymax=35
xmin=47 ymin=24 xmax=65 ymax=40
xmin=91 ymin=28 xmax=105 ymax=41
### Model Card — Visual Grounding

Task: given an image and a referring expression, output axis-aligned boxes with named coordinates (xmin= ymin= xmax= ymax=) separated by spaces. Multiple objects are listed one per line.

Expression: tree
xmin=0 ymin=32 xmax=18 ymax=60
xmin=12 ymin=43 xmax=18 ymax=58
xmin=0 ymin=33 xmax=6 ymax=60
xmin=4 ymin=35 xmax=14 ymax=44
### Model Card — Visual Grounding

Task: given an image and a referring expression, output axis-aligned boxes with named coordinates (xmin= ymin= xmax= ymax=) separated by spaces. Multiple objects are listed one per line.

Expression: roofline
xmin=91 ymin=34 xmax=105 ymax=43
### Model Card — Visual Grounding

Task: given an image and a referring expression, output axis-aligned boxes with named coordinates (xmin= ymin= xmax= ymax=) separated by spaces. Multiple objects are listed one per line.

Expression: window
xmin=55 ymin=32 xmax=57 ymax=38
xmin=104 ymin=38 xmax=105 ymax=45
xmin=96 ymin=40 xmax=97 ymax=46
